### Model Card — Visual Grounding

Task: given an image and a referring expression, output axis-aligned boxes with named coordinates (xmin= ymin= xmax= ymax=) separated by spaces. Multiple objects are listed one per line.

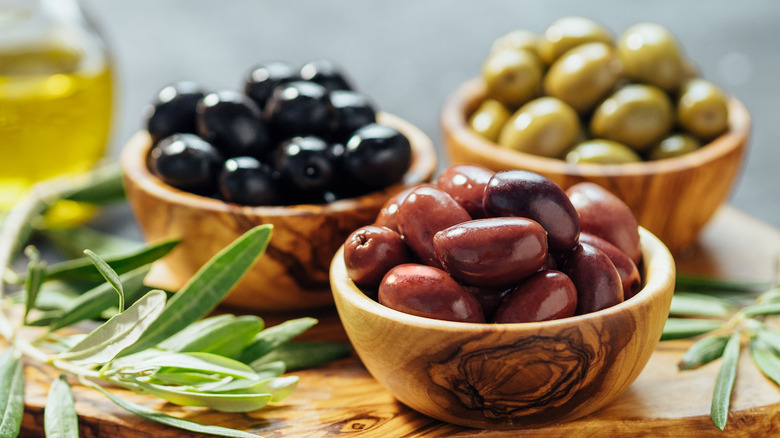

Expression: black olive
xmin=264 ymin=81 xmax=332 ymax=138
xmin=329 ymin=90 xmax=377 ymax=142
xmin=342 ymin=124 xmax=411 ymax=189
xmin=300 ymin=59 xmax=353 ymax=91
xmin=149 ymin=134 xmax=223 ymax=194
xmin=273 ymin=136 xmax=335 ymax=195
xmin=144 ymin=82 xmax=207 ymax=142
xmin=243 ymin=61 xmax=299 ymax=110
xmin=218 ymin=157 xmax=280 ymax=206
xmin=195 ymin=90 xmax=271 ymax=159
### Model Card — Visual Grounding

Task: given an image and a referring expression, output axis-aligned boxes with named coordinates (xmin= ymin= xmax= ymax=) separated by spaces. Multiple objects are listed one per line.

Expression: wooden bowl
xmin=441 ymin=78 xmax=751 ymax=252
xmin=330 ymin=227 xmax=675 ymax=429
xmin=121 ymin=113 xmax=437 ymax=312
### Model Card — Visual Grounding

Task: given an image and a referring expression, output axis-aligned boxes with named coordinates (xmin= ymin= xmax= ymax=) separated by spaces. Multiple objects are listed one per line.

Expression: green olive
xmin=590 ymin=84 xmax=674 ymax=151
xmin=468 ymin=99 xmax=511 ymax=142
xmin=490 ymin=29 xmax=539 ymax=55
xmin=537 ymin=16 xmax=613 ymax=66
xmin=543 ymin=42 xmax=622 ymax=114
xmin=498 ymin=97 xmax=580 ymax=158
xmin=616 ymin=23 xmax=685 ymax=92
xmin=481 ymin=48 xmax=543 ymax=108
xmin=677 ymin=78 xmax=729 ymax=140
xmin=647 ymin=133 xmax=701 ymax=160
xmin=565 ymin=139 xmax=642 ymax=164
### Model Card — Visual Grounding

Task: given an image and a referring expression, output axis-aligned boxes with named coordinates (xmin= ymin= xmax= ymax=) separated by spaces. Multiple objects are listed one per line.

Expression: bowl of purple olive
xmin=121 ymin=60 xmax=437 ymax=311
xmin=330 ymin=165 xmax=675 ymax=428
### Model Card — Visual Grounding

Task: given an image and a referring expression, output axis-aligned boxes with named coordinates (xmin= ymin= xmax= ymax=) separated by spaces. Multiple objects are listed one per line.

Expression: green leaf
xmin=661 ymin=318 xmax=723 ymax=341
xmin=80 ymin=378 xmax=262 ymax=438
xmin=84 ymin=249 xmax=124 ymax=312
xmin=755 ymin=326 xmax=780 ymax=353
xmin=750 ymin=339 xmax=780 ymax=387
xmin=249 ymin=341 xmax=351 ymax=372
xmin=675 ymin=275 xmax=766 ymax=293
xmin=128 ymin=381 xmax=273 ymax=413
xmin=63 ymin=163 xmax=126 ymax=205
xmin=669 ymin=292 xmax=735 ymax=318
xmin=44 ymin=375 xmax=78 ymax=438
xmin=57 ymin=290 xmax=167 ymax=364
xmin=743 ymin=302 xmax=780 ymax=317
xmin=678 ymin=335 xmax=730 ymax=370
xmin=23 ymin=245 xmax=46 ymax=322
xmin=110 ymin=352 xmax=259 ymax=381
xmin=0 ymin=353 xmax=25 ymax=438
xmin=157 ymin=314 xmax=234 ymax=351
xmin=712 ymin=332 xmax=741 ymax=430
xmin=209 ymin=376 xmax=298 ymax=402
xmin=27 ymin=281 xmax=82 ymax=311
xmin=42 ymin=238 xmax=178 ymax=283
xmin=121 ymin=225 xmax=272 ymax=356
xmin=48 ymin=266 xmax=149 ymax=332
xmin=169 ymin=315 xmax=265 ymax=357
xmin=42 ymin=226 xmax=143 ymax=259
xmin=757 ymin=287 xmax=780 ymax=304
xmin=235 ymin=317 xmax=317 ymax=364
xmin=250 ymin=361 xmax=286 ymax=380
xmin=147 ymin=372 xmax=225 ymax=387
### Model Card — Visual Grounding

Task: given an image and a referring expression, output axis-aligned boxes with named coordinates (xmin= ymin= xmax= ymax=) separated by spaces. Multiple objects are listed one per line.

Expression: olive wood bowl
xmin=121 ymin=113 xmax=437 ymax=312
xmin=441 ymin=78 xmax=751 ymax=252
xmin=330 ymin=227 xmax=675 ymax=429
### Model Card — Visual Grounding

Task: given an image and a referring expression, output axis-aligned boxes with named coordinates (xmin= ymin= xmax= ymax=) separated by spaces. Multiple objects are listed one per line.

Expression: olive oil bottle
xmin=0 ymin=0 xmax=113 ymax=209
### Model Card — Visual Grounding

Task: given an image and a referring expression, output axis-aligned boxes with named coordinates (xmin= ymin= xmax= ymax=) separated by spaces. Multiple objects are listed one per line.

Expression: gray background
xmin=82 ymin=0 xmax=780 ymax=231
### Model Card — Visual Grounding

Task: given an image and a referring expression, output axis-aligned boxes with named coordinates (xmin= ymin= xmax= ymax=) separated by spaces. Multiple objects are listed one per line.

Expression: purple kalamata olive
xmin=433 ymin=217 xmax=548 ymax=287
xmin=437 ymin=164 xmax=494 ymax=218
xmin=378 ymin=264 xmax=485 ymax=323
xmin=375 ymin=185 xmax=421 ymax=232
xmin=344 ymin=225 xmax=412 ymax=290
xmin=483 ymin=170 xmax=580 ymax=252
xmin=493 ymin=270 xmax=577 ymax=323
xmin=397 ymin=186 xmax=471 ymax=268
xmin=561 ymin=242 xmax=623 ymax=315
xmin=579 ymin=233 xmax=642 ymax=300
xmin=566 ymin=182 xmax=641 ymax=265
xmin=464 ymin=285 xmax=513 ymax=322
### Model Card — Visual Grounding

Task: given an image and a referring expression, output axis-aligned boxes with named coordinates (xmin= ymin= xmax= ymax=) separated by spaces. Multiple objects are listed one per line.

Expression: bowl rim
xmin=120 ymin=112 xmax=438 ymax=217
xmin=330 ymin=227 xmax=676 ymax=332
xmin=440 ymin=77 xmax=751 ymax=177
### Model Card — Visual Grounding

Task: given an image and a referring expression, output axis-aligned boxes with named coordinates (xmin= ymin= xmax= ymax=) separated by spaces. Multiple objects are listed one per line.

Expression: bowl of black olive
xmin=121 ymin=60 xmax=437 ymax=311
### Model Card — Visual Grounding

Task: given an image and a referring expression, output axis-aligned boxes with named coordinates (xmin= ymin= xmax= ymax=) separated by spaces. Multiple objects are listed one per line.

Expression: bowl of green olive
xmin=441 ymin=17 xmax=750 ymax=252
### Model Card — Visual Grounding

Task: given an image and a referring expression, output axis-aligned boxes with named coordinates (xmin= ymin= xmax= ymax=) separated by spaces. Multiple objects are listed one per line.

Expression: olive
xmin=590 ymin=84 xmax=674 ymax=151
xmin=616 ymin=23 xmax=685 ymax=92
xmin=218 ymin=157 xmax=280 ymax=206
xmin=484 ymin=170 xmax=580 ymax=253
xmin=464 ymin=285 xmax=513 ymax=322
xmin=677 ymin=79 xmax=729 ymax=140
xmin=647 ymin=133 xmax=701 ymax=160
xmin=144 ymin=82 xmax=207 ymax=143
xmin=149 ymin=134 xmax=223 ymax=194
xmin=195 ymin=90 xmax=271 ymax=159
xmin=272 ymin=136 xmax=334 ymax=194
xmin=299 ymin=59 xmax=353 ymax=91
xmin=490 ymin=29 xmax=539 ymax=55
xmin=264 ymin=81 xmax=332 ymax=138
xmin=537 ymin=16 xmax=613 ymax=66
xmin=543 ymin=42 xmax=622 ymax=114
xmin=344 ymin=225 xmax=411 ymax=290
xmin=468 ymin=99 xmax=511 ymax=142
xmin=566 ymin=182 xmax=641 ymax=265
xmin=243 ymin=61 xmax=299 ymax=109
xmin=329 ymin=90 xmax=377 ymax=142
xmin=579 ymin=233 xmax=641 ymax=300
xmin=342 ymin=123 xmax=412 ymax=189
xmin=374 ymin=186 xmax=419 ymax=232
xmin=481 ymin=48 xmax=543 ymax=108
xmin=565 ymin=139 xmax=642 ymax=164
xmin=493 ymin=270 xmax=577 ymax=323
xmin=397 ymin=186 xmax=471 ymax=268
xmin=561 ymin=242 xmax=623 ymax=315
xmin=436 ymin=164 xmax=494 ymax=218
xmin=498 ymin=97 xmax=580 ymax=158
xmin=379 ymin=264 xmax=485 ymax=323
xmin=433 ymin=217 xmax=548 ymax=287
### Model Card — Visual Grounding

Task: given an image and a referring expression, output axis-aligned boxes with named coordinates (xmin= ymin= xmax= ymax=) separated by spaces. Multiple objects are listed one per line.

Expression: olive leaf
xmin=742 ymin=302 xmax=780 ymax=317
xmin=41 ymin=225 xmax=142 ymax=259
xmin=23 ymin=245 xmax=46 ymax=322
xmin=669 ymin=292 xmax=735 ymax=318
xmin=147 ymin=372 xmax=225 ymax=386
xmin=712 ymin=332 xmax=741 ymax=430
xmin=0 ymin=352 xmax=25 ymax=438
xmin=235 ymin=317 xmax=317 ymax=364
xmin=120 ymin=224 xmax=272 ymax=356
xmin=251 ymin=361 xmax=286 ymax=380
xmin=755 ymin=325 xmax=780 ymax=353
xmin=127 ymin=381 xmax=273 ymax=413
xmin=157 ymin=314 xmax=234 ymax=351
xmin=84 ymin=249 xmax=124 ymax=312
xmin=62 ymin=163 xmax=126 ymax=205
xmin=757 ymin=287 xmax=780 ymax=304
xmin=249 ymin=341 xmax=352 ymax=372
xmin=167 ymin=315 xmax=265 ymax=357
xmin=57 ymin=290 xmax=167 ymax=364
xmin=661 ymin=318 xmax=723 ymax=341
xmin=675 ymin=275 xmax=767 ymax=293
xmin=678 ymin=335 xmax=729 ymax=370
xmin=44 ymin=375 xmax=79 ymax=438
xmin=750 ymin=339 xmax=780 ymax=387
xmin=108 ymin=352 xmax=260 ymax=381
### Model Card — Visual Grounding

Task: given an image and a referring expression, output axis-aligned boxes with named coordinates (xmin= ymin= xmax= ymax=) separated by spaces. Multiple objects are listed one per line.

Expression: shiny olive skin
xmin=300 ymin=59 xmax=353 ymax=91
xmin=537 ymin=16 xmax=613 ymax=66
xmin=264 ymin=81 xmax=331 ymax=138
xmin=329 ymin=90 xmax=377 ymax=142
xmin=145 ymin=82 xmax=207 ymax=143
xmin=218 ymin=157 xmax=280 ymax=206
xmin=433 ymin=217 xmax=548 ymax=287
xmin=397 ymin=186 xmax=471 ymax=268
xmin=272 ymin=136 xmax=335 ymax=194
xmin=677 ymin=79 xmax=729 ymax=140
xmin=544 ymin=42 xmax=622 ymax=114
xmin=566 ymin=182 xmax=641 ymax=265
xmin=464 ymin=285 xmax=512 ymax=322
xmin=647 ymin=133 xmax=701 ymax=160
xmin=342 ymin=123 xmax=412 ymax=189
xmin=344 ymin=225 xmax=411 ymax=290
xmin=481 ymin=48 xmax=543 ymax=108
xmin=590 ymin=84 xmax=674 ymax=151
xmin=490 ymin=29 xmax=539 ymax=55
xmin=561 ymin=242 xmax=623 ymax=315
xmin=468 ymin=99 xmax=511 ymax=142
xmin=436 ymin=164 xmax=494 ymax=218
xmin=243 ymin=61 xmax=298 ymax=109
xmin=498 ymin=97 xmax=580 ymax=158
xmin=374 ymin=186 xmax=419 ymax=232
xmin=579 ymin=233 xmax=641 ymax=300
xmin=195 ymin=90 xmax=271 ymax=159
xmin=149 ymin=134 xmax=223 ymax=194
xmin=617 ymin=23 xmax=685 ymax=92
xmin=493 ymin=270 xmax=577 ymax=323
xmin=379 ymin=264 xmax=485 ymax=323
xmin=484 ymin=170 xmax=580 ymax=253
xmin=565 ymin=139 xmax=642 ymax=164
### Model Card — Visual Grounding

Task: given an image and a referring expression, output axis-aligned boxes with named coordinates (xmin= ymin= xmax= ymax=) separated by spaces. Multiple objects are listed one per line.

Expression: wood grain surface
xmin=14 ymin=206 xmax=780 ymax=437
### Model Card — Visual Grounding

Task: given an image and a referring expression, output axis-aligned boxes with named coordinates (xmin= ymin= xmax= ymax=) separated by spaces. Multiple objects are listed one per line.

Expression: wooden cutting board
xmin=15 ymin=206 xmax=780 ymax=437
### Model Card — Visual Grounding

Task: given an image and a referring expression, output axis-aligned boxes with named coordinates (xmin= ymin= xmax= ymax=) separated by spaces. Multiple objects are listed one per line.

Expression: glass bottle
xmin=0 ymin=0 xmax=113 ymax=209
